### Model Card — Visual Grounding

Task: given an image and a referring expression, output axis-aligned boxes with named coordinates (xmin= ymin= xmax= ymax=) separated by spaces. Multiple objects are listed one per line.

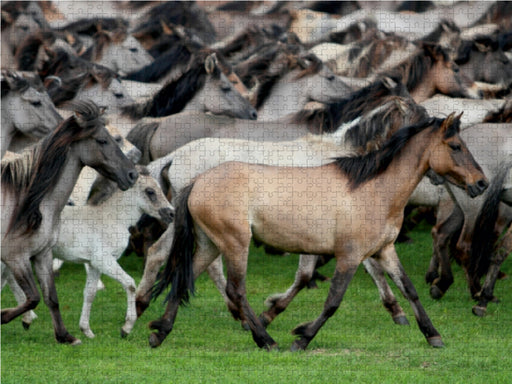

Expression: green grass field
xmin=2 ymin=222 xmax=511 ymax=383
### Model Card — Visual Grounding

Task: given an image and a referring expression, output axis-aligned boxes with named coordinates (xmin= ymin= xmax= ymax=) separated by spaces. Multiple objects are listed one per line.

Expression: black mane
xmin=334 ymin=117 xmax=439 ymax=189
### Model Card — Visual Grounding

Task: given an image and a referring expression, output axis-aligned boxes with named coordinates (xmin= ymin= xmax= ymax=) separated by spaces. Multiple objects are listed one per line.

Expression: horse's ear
xmin=160 ymin=20 xmax=173 ymax=35
xmin=474 ymin=41 xmax=491 ymax=53
xmin=382 ymin=76 xmax=397 ymax=89
xmin=440 ymin=112 xmax=457 ymax=134
xmin=422 ymin=42 xmax=443 ymax=60
xmin=205 ymin=53 xmax=218 ymax=75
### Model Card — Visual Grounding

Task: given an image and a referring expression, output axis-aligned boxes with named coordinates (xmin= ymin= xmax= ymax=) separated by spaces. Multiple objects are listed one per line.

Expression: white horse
xmin=1 ymin=71 xmax=62 ymax=157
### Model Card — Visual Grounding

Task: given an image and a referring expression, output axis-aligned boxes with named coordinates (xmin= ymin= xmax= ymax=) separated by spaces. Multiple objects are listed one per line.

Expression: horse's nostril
xmin=128 ymin=170 xmax=138 ymax=184
xmin=477 ymin=179 xmax=489 ymax=191
xmin=250 ymin=110 xmax=258 ymax=120
xmin=114 ymin=93 xmax=124 ymax=99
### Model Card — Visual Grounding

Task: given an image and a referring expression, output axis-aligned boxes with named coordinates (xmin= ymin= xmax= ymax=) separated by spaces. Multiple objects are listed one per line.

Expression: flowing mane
xmin=121 ymin=53 xmax=212 ymax=119
xmin=2 ymin=101 xmax=105 ymax=235
xmin=380 ymin=44 xmax=449 ymax=92
xmin=334 ymin=116 xmax=443 ymax=189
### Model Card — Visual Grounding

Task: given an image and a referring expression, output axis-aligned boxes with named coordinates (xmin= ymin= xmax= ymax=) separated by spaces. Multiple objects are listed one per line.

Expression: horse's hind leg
xmin=363 ymin=257 xmax=409 ymax=325
xmin=1 ymin=258 xmax=40 ymax=326
xmin=429 ymin=199 xmax=463 ymax=299
xmin=377 ymin=244 xmax=443 ymax=348
xmin=149 ymin=235 xmax=220 ymax=348
xmin=4 ymin=268 xmax=38 ymax=329
xmin=473 ymin=225 xmax=512 ymax=317
xmin=259 ymin=254 xmax=319 ymax=328
xmin=79 ymin=264 xmax=101 ymax=338
xmin=33 ymin=249 xmax=80 ymax=345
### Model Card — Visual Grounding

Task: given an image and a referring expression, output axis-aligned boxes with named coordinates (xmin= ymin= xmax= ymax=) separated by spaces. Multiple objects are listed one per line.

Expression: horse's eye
xmin=114 ymin=135 xmax=123 ymax=144
xmin=221 ymin=85 xmax=231 ymax=93
xmin=453 ymin=66 xmax=459 ymax=73
xmin=129 ymin=47 xmax=138 ymax=53
xmin=145 ymin=188 xmax=156 ymax=199
xmin=30 ymin=100 xmax=42 ymax=107
xmin=449 ymin=143 xmax=461 ymax=151
xmin=96 ymin=138 xmax=108 ymax=145
xmin=327 ymin=75 xmax=335 ymax=81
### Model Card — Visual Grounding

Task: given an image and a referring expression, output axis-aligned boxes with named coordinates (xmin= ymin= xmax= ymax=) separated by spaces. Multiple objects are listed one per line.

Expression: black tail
xmin=152 ymin=183 xmax=196 ymax=305
xmin=469 ymin=162 xmax=512 ymax=280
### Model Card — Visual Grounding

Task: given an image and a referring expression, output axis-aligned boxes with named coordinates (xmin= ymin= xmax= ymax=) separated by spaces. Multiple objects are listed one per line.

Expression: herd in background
xmin=1 ymin=1 xmax=512 ymax=350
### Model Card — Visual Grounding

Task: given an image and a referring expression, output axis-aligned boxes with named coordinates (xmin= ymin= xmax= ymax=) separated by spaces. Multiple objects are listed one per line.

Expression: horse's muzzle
xmin=159 ymin=207 xmax=174 ymax=224
xmin=468 ymin=179 xmax=489 ymax=198
xmin=118 ymin=169 xmax=139 ymax=191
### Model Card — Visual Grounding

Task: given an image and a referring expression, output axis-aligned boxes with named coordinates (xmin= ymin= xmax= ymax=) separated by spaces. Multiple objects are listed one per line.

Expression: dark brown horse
xmin=149 ymin=113 xmax=487 ymax=351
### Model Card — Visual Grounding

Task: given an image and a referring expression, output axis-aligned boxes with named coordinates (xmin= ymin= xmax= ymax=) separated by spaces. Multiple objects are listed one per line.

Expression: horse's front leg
xmin=205 ymin=257 xmax=242 ymax=323
xmin=377 ymin=244 xmax=443 ymax=348
xmin=33 ymin=249 xmax=81 ymax=345
xmin=290 ymin=252 xmax=360 ymax=351
xmin=91 ymin=259 xmax=137 ymax=337
xmin=79 ymin=264 xmax=101 ymax=338
xmin=1 ymin=257 xmax=40 ymax=326
xmin=136 ymin=223 xmax=174 ymax=317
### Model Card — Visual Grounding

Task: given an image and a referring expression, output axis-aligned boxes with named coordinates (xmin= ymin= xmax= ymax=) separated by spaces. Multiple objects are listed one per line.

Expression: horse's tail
xmin=468 ymin=162 xmax=512 ymax=280
xmin=152 ymin=182 xmax=196 ymax=305
xmin=126 ymin=121 xmax=159 ymax=164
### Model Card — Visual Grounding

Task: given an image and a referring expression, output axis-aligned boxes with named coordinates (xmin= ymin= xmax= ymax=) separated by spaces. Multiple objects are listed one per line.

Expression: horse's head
xmin=201 ymin=53 xmax=258 ymax=120
xmin=456 ymin=35 xmax=512 ymax=86
xmin=130 ymin=166 xmax=174 ymax=224
xmin=69 ymin=100 xmax=138 ymax=190
xmin=294 ymin=53 xmax=352 ymax=103
xmin=1 ymin=71 xmax=62 ymax=137
xmin=427 ymin=112 xmax=488 ymax=198
xmin=423 ymin=43 xmax=483 ymax=99
xmin=102 ymin=33 xmax=153 ymax=75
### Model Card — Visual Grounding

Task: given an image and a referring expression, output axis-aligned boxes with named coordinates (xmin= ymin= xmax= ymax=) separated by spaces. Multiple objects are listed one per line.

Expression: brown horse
xmin=149 ymin=113 xmax=488 ymax=351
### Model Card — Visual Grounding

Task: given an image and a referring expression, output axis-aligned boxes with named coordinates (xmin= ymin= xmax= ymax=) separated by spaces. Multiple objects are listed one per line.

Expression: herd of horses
xmin=1 ymin=1 xmax=511 ymax=351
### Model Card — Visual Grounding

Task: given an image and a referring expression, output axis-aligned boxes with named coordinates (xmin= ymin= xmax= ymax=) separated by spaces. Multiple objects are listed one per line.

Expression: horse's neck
xmin=258 ymin=77 xmax=309 ymax=120
xmin=372 ymin=130 xmax=431 ymax=213
xmin=408 ymin=68 xmax=435 ymax=103
xmin=1 ymin=102 xmax=14 ymax=157
xmin=43 ymin=154 xmax=83 ymax=223
xmin=98 ymin=188 xmax=144 ymax=227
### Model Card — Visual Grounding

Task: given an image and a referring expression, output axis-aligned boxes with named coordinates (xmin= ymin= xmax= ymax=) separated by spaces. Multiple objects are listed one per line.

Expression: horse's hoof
xmin=429 ymin=285 xmax=444 ymax=300
xmin=498 ymin=271 xmax=509 ymax=280
xmin=149 ymin=332 xmax=162 ymax=348
xmin=427 ymin=336 xmax=444 ymax=348
xmin=490 ymin=296 xmax=500 ymax=304
xmin=290 ymin=341 xmax=304 ymax=352
xmin=120 ymin=328 xmax=129 ymax=338
xmin=472 ymin=305 xmax=487 ymax=317
xmin=393 ymin=315 xmax=410 ymax=326
xmin=22 ymin=321 xmax=31 ymax=330
xmin=266 ymin=343 xmax=279 ymax=351
xmin=71 ymin=339 xmax=82 ymax=346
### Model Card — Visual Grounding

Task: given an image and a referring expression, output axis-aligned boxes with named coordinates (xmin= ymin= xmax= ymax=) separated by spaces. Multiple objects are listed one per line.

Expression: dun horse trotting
xmin=149 ymin=113 xmax=488 ymax=351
